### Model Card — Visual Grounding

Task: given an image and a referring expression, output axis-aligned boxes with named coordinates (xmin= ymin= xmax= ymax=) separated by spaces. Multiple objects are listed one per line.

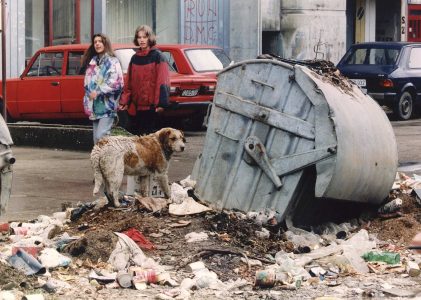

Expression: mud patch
xmin=0 ymin=262 xmax=37 ymax=291
xmin=367 ymin=193 xmax=421 ymax=245
xmin=64 ymin=229 xmax=118 ymax=262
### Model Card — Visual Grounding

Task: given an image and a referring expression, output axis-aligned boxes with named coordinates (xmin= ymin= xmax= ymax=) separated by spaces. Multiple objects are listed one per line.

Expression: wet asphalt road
xmin=0 ymin=131 xmax=206 ymax=221
xmin=2 ymin=119 xmax=421 ymax=221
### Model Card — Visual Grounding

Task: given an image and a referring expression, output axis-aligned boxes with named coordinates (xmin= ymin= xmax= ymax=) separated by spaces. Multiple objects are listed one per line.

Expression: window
xmin=185 ymin=48 xmax=231 ymax=72
xmin=27 ymin=52 xmax=63 ymax=77
xmin=409 ymin=48 xmax=421 ymax=68
xmin=343 ymin=48 xmax=400 ymax=65
xmin=67 ymin=52 xmax=84 ymax=75
xmin=114 ymin=48 xmax=136 ymax=73
xmin=162 ymin=51 xmax=178 ymax=72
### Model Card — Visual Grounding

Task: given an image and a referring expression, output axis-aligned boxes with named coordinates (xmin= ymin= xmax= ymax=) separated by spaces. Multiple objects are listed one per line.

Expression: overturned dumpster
xmin=192 ymin=59 xmax=398 ymax=218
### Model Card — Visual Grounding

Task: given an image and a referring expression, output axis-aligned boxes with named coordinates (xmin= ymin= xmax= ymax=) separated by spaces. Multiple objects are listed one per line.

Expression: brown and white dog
xmin=91 ymin=127 xmax=185 ymax=207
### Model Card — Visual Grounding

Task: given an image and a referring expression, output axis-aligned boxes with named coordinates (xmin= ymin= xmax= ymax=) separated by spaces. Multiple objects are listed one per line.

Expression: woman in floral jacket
xmin=82 ymin=33 xmax=124 ymax=144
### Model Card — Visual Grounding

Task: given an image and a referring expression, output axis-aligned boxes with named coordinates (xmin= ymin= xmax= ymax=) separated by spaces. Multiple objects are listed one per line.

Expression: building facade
xmin=2 ymin=0 xmax=418 ymax=78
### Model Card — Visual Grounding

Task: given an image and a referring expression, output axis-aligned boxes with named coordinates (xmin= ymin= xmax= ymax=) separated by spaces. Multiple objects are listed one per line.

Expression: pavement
xmin=2 ymin=117 xmax=421 ymax=222
xmin=0 ymin=131 xmax=206 ymax=222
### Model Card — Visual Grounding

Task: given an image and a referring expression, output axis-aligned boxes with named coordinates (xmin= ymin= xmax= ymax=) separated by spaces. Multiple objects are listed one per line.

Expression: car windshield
xmin=114 ymin=48 xmax=136 ymax=73
xmin=341 ymin=47 xmax=400 ymax=66
xmin=185 ymin=48 xmax=231 ymax=72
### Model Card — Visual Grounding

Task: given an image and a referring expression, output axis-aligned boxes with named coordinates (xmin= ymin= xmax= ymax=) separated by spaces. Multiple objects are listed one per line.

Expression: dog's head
xmin=156 ymin=127 xmax=186 ymax=154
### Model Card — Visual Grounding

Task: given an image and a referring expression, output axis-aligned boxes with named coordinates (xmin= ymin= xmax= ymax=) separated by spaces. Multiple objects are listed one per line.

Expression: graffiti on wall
xmin=183 ymin=0 xmax=219 ymax=45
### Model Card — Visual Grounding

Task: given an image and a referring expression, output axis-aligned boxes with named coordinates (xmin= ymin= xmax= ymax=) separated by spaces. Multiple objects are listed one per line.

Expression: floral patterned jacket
xmin=83 ymin=54 xmax=124 ymax=120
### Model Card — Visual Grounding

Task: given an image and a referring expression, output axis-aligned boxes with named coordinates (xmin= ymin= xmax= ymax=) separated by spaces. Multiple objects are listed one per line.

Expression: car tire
xmin=0 ymin=101 xmax=13 ymax=123
xmin=394 ymin=91 xmax=413 ymax=120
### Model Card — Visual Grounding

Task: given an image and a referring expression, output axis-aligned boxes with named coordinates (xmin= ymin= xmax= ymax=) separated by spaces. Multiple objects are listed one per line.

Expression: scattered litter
xmin=136 ymin=196 xmax=168 ymax=212
xmin=38 ymin=248 xmax=71 ymax=269
xmin=7 ymin=249 xmax=46 ymax=276
xmin=362 ymin=251 xmax=400 ymax=265
xmin=168 ymin=220 xmax=191 ymax=228
xmin=378 ymin=198 xmax=403 ymax=214
xmin=169 ymin=197 xmax=211 ymax=216
xmin=185 ymin=232 xmax=208 ymax=243
xmin=122 ymin=228 xmax=155 ymax=251
xmin=180 ymin=175 xmax=196 ymax=189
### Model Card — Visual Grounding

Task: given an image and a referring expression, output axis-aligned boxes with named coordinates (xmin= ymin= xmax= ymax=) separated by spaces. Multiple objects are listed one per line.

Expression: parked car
xmin=0 ymin=44 xmax=231 ymax=128
xmin=337 ymin=42 xmax=421 ymax=120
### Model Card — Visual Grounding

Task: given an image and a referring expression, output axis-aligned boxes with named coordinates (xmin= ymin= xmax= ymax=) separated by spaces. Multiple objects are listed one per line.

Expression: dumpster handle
xmin=215 ymin=129 xmax=240 ymax=142
xmin=251 ymin=79 xmax=275 ymax=90
xmin=244 ymin=136 xmax=283 ymax=189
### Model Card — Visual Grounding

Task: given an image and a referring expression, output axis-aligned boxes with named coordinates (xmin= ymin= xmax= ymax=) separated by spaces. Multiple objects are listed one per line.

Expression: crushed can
xmin=117 ymin=272 xmax=133 ymax=288
xmin=254 ymin=270 xmax=276 ymax=287
xmin=132 ymin=268 xmax=157 ymax=284
xmin=378 ymin=198 xmax=403 ymax=214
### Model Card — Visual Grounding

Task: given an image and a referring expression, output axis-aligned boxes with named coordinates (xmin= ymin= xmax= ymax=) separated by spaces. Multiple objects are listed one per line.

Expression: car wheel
xmin=394 ymin=91 xmax=413 ymax=120
xmin=0 ymin=101 xmax=13 ymax=123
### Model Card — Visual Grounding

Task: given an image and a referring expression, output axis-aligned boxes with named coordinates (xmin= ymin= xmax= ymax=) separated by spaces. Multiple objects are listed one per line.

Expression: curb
xmin=8 ymin=123 xmax=94 ymax=151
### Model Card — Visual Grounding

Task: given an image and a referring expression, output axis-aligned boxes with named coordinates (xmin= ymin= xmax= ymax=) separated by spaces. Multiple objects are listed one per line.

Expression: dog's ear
xmin=158 ymin=128 xmax=171 ymax=145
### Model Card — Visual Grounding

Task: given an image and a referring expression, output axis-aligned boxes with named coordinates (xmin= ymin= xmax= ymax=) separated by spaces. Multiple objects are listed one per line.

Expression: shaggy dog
xmin=91 ymin=127 xmax=185 ymax=207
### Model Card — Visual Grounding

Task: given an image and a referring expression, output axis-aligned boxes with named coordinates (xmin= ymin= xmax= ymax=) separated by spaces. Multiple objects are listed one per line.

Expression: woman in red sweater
xmin=119 ymin=25 xmax=170 ymax=134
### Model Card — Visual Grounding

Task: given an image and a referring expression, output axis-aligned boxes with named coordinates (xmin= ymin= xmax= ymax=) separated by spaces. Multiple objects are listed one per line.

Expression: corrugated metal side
xmin=193 ymin=60 xmax=316 ymax=215
xmin=297 ymin=66 xmax=398 ymax=203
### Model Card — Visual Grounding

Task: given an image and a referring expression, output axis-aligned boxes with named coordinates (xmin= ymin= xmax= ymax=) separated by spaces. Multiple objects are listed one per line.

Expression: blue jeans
xmin=93 ymin=117 xmax=114 ymax=144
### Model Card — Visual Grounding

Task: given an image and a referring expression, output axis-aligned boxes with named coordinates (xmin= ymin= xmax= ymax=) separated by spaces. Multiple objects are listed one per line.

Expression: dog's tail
xmin=91 ymin=146 xmax=104 ymax=196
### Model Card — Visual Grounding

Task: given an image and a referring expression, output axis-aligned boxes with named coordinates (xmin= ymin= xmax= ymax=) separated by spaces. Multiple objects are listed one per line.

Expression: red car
xmin=0 ymin=43 xmax=231 ymax=128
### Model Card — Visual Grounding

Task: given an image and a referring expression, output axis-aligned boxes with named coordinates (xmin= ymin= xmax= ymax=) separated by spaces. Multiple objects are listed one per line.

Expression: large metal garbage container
xmin=192 ymin=59 xmax=398 ymax=218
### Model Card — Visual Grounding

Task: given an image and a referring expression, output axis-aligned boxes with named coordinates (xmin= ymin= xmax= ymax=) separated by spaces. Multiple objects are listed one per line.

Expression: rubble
xmin=0 ymin=174 xmax=420 ymax=299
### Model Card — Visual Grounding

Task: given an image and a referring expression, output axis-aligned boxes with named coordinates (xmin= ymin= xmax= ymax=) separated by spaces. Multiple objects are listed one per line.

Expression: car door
xmin=406 ymin=46 xmax=421 ymax=100
xmin=17 ymin=51 xmax=63 ymax=114
xmin=60 ymin=51 xmax=85 ymax=114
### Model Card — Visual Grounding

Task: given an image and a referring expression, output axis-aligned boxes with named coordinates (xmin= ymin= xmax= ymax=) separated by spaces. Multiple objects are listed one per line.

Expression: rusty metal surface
xmin=192 ymin=59 xmax=397 ymax=216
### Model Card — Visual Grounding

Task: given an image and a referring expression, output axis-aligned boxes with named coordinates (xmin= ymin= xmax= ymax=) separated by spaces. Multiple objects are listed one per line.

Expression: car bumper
xmin=168 ymin=101 xmax=211 ymax=110
xmin=368 ymin=92 xmax=397 ymax=104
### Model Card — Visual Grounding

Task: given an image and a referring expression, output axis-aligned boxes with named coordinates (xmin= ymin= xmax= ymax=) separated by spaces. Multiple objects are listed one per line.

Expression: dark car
xmin=337 ymin=42 xmax=421 ymax=120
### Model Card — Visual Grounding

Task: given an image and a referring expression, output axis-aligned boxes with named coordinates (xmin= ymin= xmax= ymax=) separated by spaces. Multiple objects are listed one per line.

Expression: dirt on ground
xmin=0 ymin=262 xmax=38 ymax=291
xmin=367 ymin=191 xmax=421 ymax=245
xmin=56 ymin=190 xmax=421 ymax=284
xmin=1 ymin=189 xmax=420 ymax=299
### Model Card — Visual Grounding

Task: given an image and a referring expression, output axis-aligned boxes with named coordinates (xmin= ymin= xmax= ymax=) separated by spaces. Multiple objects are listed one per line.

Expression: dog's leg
xmin=106 ymin=160 xmax=125 ymax=207
xmin=155 ymin=174 xmax=171 ymax=198
xmin=138 ymin=176 xmax=149 ymax=197
xmin=91 ymin=150 xmax=104 ymax=196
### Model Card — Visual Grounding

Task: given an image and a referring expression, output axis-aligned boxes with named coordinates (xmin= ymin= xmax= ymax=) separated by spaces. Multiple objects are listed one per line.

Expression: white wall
xmin=156 ymin=0 xmax=179 ymax=43
xmin=365 ymin=0 xmax=376 ymax=42
xmin=229 ymin=0 xmax=261 ymax=61
xmin=1 ymin=0 xmax=26 ymax=78
xmin=278 ymin=0 xmax=347 ymax=64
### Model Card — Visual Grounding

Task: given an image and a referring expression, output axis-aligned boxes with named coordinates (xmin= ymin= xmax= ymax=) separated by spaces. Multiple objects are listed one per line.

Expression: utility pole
xmin=1 ymin=0 xmax=6 ymax=122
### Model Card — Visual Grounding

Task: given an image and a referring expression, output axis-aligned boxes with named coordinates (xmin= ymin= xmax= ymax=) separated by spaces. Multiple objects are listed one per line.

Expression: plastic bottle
xmin=361 ymin=251 xmax=400 ymax=264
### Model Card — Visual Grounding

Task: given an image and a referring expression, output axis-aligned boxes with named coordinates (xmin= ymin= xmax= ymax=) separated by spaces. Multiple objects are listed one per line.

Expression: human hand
xmin=155 ymin=107 xmax=164 ymax=113
xmin=409 ymin=232 xmax=421 ymax=254
xmin=89 ymin=91 xmax=97 ymax=100
xmin=119 ymin=104 xmax=128 ymax=111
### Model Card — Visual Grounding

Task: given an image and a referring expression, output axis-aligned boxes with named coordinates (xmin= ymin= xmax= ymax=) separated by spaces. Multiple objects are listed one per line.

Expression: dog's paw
xmin=113 ymin=201 xmax=121 ymax=207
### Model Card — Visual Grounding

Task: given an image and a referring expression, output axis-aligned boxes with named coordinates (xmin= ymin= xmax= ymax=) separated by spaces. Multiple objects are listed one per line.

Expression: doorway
xmin=376 ymin=0 xmax=401 ymax=41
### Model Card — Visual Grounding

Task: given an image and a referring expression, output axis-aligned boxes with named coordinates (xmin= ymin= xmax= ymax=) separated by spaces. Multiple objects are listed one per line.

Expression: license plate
xmin=181 ymin=89 xmax=199 ymax=97
xmin=351 ymin=79 xmax=366 ymax=87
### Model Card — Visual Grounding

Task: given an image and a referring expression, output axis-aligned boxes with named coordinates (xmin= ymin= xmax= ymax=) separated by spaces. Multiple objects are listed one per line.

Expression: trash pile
xmin=0 ymin=173 xmax=421 ymax=299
